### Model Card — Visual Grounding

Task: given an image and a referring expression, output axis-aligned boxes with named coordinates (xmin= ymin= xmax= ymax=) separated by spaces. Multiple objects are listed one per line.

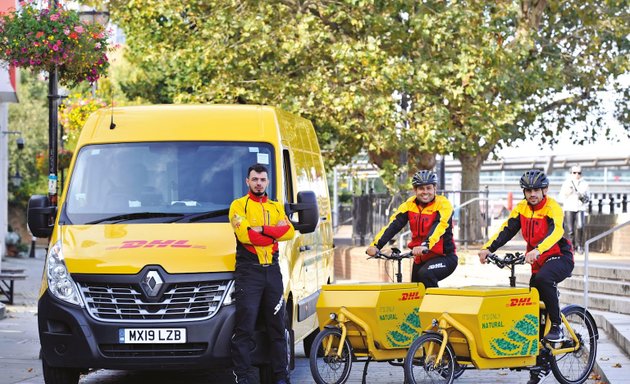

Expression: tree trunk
xmin=457 ymin=152 xmax=486 ymax=244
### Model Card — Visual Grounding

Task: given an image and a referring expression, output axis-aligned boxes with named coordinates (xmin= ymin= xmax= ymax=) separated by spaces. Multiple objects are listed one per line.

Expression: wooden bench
xmin=0 ymin=270 xmax=28 ymax=305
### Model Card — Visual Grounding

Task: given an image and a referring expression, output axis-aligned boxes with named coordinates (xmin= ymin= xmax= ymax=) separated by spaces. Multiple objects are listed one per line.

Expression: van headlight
xmin=222 ymin=280 xmax=235 ymax=306
xmin=46 ymin=240 xmax=83 ymax=307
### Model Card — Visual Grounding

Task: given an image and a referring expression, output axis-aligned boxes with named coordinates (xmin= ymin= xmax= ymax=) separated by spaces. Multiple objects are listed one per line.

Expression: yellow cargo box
xmin=421 ymin=286 xmax=540 ymax=359
xmin=317 ymin=283 xmax=424 ymax=350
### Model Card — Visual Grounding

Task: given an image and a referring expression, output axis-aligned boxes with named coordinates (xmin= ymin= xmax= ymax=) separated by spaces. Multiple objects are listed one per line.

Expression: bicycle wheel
xmin=549 ymin=306 xmax=598 ymax=384
xmin=309 ymin=328 xmax=353 ymax=384
xmin=404 ymin=333 xmax=456 ymax=384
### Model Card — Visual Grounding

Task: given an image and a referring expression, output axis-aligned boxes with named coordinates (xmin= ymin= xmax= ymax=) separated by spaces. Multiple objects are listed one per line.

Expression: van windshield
xmin=63 ymin=142 xmax=275 ymax=224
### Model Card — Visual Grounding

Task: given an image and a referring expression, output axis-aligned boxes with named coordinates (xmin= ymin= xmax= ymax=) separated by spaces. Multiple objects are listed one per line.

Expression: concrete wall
xmin=584 ymin=213 xmax=630 ymax=256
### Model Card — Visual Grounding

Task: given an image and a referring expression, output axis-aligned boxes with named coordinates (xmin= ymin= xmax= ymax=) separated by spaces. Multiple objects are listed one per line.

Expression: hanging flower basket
xmin=36 ymin=149 xmax=73 ymax=174
xmin=0 ymin=1 xmax=110 ymax=85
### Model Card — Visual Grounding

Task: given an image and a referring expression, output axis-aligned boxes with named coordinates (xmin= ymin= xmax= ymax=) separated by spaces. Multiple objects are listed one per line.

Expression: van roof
xmin=80 ymin=104 xmax=284 ymax=144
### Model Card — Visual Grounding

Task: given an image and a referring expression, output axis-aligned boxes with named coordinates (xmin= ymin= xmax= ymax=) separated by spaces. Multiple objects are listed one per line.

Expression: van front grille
xmin=100 ymin=342 xmax=208 ymax=357
xmin=79 ymin=280 xmax=231 ymax=322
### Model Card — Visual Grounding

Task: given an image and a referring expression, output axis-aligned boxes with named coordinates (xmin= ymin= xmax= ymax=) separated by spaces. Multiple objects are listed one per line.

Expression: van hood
xmin=59 ymin=224 xmax=236 ymax=274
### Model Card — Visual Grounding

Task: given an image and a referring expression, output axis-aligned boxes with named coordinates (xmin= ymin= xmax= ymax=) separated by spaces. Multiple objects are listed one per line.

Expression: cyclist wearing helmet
xmin=366 ymin=170 xmax=458 ymax=287
xmin=478 ymin=169 xmax=574 ymax=384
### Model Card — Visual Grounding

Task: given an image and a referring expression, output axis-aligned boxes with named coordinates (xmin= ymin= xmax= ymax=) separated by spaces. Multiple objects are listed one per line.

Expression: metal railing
xmin=583 ymin=219 xmax=630 ymax=309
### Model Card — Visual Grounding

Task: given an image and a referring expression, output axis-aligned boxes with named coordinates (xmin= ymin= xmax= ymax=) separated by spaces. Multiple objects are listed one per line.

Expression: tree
xmin=8 ymin=72 xmax=50 ymax=207
xmin=97 ymin=0 xmax=628 ymax=241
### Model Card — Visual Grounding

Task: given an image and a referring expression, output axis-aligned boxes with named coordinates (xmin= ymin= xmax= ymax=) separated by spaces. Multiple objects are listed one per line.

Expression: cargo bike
xmin=309 ymin=248 xmax=425 ymax=384
xmin=404 ymin=252 xmax=598 ymax=384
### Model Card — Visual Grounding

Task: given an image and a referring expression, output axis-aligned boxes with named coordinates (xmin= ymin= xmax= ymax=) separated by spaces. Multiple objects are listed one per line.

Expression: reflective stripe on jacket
xmin=371 ymin=194 xmax=456 ymax=262
xmin=483 ymin=196 xmax=573 ymax=273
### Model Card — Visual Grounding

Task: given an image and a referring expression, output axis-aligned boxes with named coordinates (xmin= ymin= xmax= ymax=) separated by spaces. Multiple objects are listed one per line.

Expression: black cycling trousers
xmin=529 ymin=255 xmax=574 ymax=325
xmin=231 ymin=262 xmax=287 ymax=381
xmin=411 ymin=254 xmax=458 ymax=288
xmin=564 ymin=210 xmax=585 ymax=248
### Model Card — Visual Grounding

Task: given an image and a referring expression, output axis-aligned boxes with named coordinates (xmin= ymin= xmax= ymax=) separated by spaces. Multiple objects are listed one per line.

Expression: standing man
xmin=230 ymin=164 xmax=295 ymax=384
xmin=478 ymin=170 xmax=574 ymax=384
xmin=560 ymin=165 xmax=590 ymax=253
xmin=366 ymin=170 xmax=458 ymax=287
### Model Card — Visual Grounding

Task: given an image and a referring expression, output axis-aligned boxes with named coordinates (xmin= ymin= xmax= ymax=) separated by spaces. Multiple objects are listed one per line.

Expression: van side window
xmin=283 ymin=149 xmax=294 ymax=204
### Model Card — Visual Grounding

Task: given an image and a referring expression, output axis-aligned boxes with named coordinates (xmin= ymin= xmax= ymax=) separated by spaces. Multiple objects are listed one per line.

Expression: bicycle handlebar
xmin=370 ymin=248 xmax=413 ymax=261
xmin=486 ymin=252 xmax=525 ymax=269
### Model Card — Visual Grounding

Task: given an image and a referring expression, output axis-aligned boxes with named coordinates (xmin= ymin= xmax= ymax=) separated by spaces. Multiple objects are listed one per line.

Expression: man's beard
xmin=250 ymin=187 xmax=265 ymax=197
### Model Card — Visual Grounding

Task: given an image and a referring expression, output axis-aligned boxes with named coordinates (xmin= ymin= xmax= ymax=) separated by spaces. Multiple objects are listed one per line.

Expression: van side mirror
xmin=27 ymin=195 xmax=56 ymax=238
xmin=286 ymin=191 xmax=319 ymax=234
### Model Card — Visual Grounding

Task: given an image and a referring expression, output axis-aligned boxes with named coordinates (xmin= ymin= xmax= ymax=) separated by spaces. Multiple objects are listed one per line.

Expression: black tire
xmin=404 ymin=333 xmax=456 ymax=384
xmin=303 ymin=328 xmax=319 ymax=359
xmin=549 ymin=306 xmax=598 ymax=384
xmin=452 ymin=362 xmax=465 ymax=379
xmin=42 ymin=358 xmax=80 ymax=384
xmin=285 ymin=310 xmax=295 ymax=370
xmin=309 ymin=328 xmax=353 ymax=384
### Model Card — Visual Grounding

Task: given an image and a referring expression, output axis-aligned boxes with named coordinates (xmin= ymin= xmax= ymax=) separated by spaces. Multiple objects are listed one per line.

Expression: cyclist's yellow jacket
xmin=371 ymin=195 xmax=456 ymax=263
xmin=229 ymin=191 xmax=295 ymax=265
xmin=483 ymin=196 xmax=573 ymax=273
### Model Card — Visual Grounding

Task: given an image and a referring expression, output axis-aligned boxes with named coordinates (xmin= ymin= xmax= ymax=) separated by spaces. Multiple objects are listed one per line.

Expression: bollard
xmin=29 ymin=236 xmax=36 ymax=258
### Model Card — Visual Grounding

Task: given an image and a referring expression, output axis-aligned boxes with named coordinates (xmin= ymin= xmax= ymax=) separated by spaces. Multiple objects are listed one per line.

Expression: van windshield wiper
xmin=169 ymin=208 xmax=229 ymax=223
xmin=87 ymin=212 xmax=185 ymax=224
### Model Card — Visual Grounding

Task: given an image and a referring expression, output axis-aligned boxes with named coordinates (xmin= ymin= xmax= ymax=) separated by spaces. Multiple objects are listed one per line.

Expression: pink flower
xmin=74 ymin=25 xmax=84 ymax=34
xmin=63 ymin=28 xmax=70 ymax=35
xmin=50 ymin=13 xmax=59 ymax=21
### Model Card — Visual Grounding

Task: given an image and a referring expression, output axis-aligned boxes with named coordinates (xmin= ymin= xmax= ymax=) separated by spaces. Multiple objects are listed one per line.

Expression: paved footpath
xmin=0 ymin=249 xmax=620 ymax=384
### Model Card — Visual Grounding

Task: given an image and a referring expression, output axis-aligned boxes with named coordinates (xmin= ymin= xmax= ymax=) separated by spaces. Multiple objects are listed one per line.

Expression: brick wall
xmin=334 ymin=245 xmax=414 ymax=282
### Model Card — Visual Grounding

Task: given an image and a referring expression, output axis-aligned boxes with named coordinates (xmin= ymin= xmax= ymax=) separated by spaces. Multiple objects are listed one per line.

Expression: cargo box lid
xmin=322 ymin=282 xmax=422 ymax=291
xmin=426 ymin=286 xmax=532 ymax=297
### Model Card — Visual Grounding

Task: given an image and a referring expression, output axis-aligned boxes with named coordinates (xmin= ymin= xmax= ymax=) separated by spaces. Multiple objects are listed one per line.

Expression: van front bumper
xmin=38 ymin=290 xmax=269 ymax=370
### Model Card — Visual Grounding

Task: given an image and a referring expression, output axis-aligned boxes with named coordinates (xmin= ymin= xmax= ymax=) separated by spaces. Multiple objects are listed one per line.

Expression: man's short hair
xmin=247 ymin=163 xmax=269 ymax=177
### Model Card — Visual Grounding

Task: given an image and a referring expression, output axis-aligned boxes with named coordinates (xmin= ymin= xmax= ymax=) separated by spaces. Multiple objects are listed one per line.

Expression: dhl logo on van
xmin=399 ymin=291 xmax=422 ymax=301
xmin=107 ymin=240 xmax=206 ymax=250
xmin=507 ymin=297 xmax=535 ymax=307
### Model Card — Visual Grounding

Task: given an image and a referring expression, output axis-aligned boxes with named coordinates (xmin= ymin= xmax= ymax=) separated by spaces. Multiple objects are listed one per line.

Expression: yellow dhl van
xmin=27 ymin=105 xmax=334 ymax=382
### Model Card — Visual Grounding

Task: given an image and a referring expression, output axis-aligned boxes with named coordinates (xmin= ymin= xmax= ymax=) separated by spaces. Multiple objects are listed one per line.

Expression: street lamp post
xmin=47 ymin=1 xmax=60 ymax=210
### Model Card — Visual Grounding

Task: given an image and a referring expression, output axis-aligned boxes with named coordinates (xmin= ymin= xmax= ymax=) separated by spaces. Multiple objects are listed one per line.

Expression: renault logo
xmin=141 ymin=270 xmax=163 ymax=297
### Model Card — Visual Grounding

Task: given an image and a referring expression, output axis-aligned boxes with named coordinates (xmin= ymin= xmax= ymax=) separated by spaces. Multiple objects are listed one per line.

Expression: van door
xmin=283 ymin=149 xmax=318 ymax=335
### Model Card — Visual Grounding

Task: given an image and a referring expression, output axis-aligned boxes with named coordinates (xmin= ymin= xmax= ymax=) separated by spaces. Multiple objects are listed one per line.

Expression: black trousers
xmin=231 ymin=262 xmax=287 ymax=382
xmin=564 ymin=210 xmax=585 ymax=249
xmin=411 ymin=254 xmax=458 ymax=288
xmin=529 ymin=255 xmax=574 ymax=325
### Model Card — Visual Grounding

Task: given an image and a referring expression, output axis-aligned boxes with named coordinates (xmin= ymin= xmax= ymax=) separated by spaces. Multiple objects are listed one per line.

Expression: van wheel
xmin=285 ymin=310 xmax=295 ymax=370
xmin=42 ymin=358 xmax=80 ymax=384
xmin=303 ymin=328 xmax=319 ymax=358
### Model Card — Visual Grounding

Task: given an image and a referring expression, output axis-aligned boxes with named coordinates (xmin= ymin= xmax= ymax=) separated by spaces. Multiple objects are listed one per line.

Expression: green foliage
xmin=7 ymin=71 xmax=49 ymax=207
xmin=95 ymin=0 xmax=628 ymax=184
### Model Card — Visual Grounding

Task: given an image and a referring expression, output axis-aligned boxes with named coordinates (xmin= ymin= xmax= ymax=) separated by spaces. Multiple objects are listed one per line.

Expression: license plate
xmin=119 ymin=328 xmax=186 ymax=344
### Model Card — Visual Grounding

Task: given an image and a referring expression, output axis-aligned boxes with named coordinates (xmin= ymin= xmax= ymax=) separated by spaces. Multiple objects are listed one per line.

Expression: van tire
xmin=302 ymin=328 xmax=319 ymax=358
xmin=42 ymin=358 xmax=80 ymax=384
xmin=285 ymin=310 xmax=295 ymax=370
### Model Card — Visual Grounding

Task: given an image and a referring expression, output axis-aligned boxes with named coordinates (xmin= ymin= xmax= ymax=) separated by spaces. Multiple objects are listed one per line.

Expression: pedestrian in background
xmin=560 ymin=165 xmax=590 ymax=253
